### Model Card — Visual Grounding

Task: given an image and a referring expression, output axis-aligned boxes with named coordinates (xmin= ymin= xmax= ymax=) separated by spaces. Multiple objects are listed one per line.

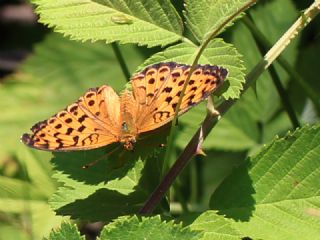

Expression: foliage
xmin=1 ymin=0 xmax=320 ymax=239
xmin=32 ymin=0 xmax=183 ymax=47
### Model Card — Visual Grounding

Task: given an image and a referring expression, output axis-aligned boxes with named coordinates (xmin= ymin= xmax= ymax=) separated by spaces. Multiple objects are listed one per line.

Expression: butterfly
xmin=22 ymin=62 xmax=228 ymax=151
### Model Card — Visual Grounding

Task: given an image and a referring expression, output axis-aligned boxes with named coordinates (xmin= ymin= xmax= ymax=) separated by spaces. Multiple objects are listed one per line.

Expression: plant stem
xmin=139 ymin=0 xmax=320 ymax=215
xmin=243 ymin=15 xmax=320 ymax=115
xmin=111 ymin=42 xmax=130 ymax=81
xmin=244 ymin=16 xmax=300 ymax=128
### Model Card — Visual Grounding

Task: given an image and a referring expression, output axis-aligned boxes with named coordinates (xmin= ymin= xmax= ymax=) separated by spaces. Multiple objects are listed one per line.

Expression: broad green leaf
xmin=99 ymin=215 xmax=202 ymax=240
xmin=190 ymin=211 xmax=242 ymax=240
xmin=46 ymin=222 xmax=84 ymax=240
xmin=139 ymin=40 xmax=246 ymax=99
xmin=184 ymin=0 xmax=253 ymax=42
xmin=210 ymin=124 xmax=320 ymax=239
xmin=49 ymin=149 xmax=146 ymax=221
xmin=32 ymin=0 xmax=183 ymax=47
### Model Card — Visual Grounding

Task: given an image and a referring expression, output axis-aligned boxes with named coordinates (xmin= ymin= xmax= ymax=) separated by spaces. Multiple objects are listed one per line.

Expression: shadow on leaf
xmin=209 ymin=160 xmax=255 ymax=221
xmin=50 ymin=126 xmax=169 ymax=221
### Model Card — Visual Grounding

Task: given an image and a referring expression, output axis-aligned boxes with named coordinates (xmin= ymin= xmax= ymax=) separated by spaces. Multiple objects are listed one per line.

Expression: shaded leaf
xmin=49 ymin=149 xmax=147 ymax=221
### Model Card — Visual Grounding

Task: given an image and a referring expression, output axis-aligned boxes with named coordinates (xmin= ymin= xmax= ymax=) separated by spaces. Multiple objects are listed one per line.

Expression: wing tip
xmin=21 ymin=133 xmax=33 ymax=145
xmin=21 ymin=133 xmax=54 ymax=151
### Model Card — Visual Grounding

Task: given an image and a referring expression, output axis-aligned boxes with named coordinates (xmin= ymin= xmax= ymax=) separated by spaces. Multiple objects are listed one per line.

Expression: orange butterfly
xmin=22 ymin=62 xmax=228 ymax=151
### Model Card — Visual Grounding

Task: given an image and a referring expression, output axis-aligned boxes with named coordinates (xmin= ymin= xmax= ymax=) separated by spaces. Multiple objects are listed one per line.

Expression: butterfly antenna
xmin=82 ymin=146 xmax=121 ymax=169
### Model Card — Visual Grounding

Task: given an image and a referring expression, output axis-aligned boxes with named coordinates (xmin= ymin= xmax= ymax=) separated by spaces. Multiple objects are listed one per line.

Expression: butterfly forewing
xmin=132 ymin=63 xmax=228 ymax=133
xmin=22 ymin=85 xmax=121 ymax=151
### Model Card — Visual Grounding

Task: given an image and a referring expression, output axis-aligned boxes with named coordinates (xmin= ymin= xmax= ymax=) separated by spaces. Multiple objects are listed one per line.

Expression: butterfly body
xmin=119 ymin=119 xmax=137 ymax=151
xmin=22 ymin=62 xmax=228 ymax=151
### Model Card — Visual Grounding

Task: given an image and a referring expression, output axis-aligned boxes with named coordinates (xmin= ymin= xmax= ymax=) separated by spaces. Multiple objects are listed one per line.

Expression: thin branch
xmin=139 ymin=0 xmax=320 ymax=215
xmin=243 ymin=15 xmax=320 ymax=115
xmin=244 ymin=16 xmax=300 ymax=128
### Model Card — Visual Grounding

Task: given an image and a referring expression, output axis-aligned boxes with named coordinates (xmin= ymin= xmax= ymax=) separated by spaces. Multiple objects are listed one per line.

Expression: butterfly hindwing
xmin=22 ymin=85 xmax=121 ymax=151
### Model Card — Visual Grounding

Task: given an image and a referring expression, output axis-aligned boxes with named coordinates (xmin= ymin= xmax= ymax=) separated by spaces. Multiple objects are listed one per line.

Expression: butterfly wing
xmin=22 ymin=85 xmax=121 ymax=151
xmin=131 ymin=62 xmax=228 ymax=133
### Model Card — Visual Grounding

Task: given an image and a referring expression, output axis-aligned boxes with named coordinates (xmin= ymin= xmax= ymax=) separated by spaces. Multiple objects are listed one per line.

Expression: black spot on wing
xmin=86 ymin=93 xmax=95 ymax=98
xmin=65 ymin=118 xmax=72 ymax=123
xmin=165 ymin=96 xmax=173 ymax=103
xmin=66 ymin=128 xmax=73 ymax=135
xmin=78 ymin=115 xmax=88 ymax=123
xmin=178 ymin=80 xmax=185 ymax=86
xmin=148 ymin=78 xmax=155 ymax=84
xmin=88 ymin=100 xmax=95 ymax=106
xmin=163 ymin=87 xmax=172 ymax=93
xmin=153 ymin=111 xmax=171 ymax=123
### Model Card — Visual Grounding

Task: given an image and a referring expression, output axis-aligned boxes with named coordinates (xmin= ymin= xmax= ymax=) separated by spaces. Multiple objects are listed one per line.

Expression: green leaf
xmin=184 ymin=0 xmax=253 ymax=42
xmin=46 ymin=222 xmax=84 ymax=240
xmin=99 ymin=215 xmax=202 ymax=240
xmin=190 ymin=211 xmax=242 ymax=240
xmin=209 ymin=124 xmax=320 ymax=239
xmin=32 ymin=0 xmax=183 ymax=47
xmin=49 ymin=134 xmax=168 ymax=221
xmin=139 ymin=40 xmax=246 ymax=99
xmin=49 ymin=149 xmax=147 ymax=221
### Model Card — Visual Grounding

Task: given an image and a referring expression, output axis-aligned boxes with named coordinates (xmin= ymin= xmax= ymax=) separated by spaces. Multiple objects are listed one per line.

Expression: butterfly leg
xmin=113 ymin=150 xmax=131 ymax=169
xmin=82 ymin=146 xmax=120 ymax=169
